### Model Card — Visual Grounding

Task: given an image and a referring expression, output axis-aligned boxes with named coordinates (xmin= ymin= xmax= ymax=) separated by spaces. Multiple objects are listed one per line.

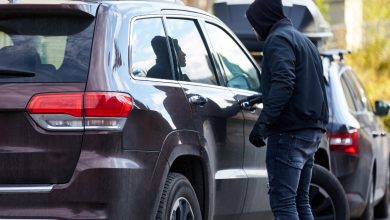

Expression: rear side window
xmin=131 ymin=18 xmax=174 ymax=80
xmin=0 ymin=16 xmax=95 ymax=83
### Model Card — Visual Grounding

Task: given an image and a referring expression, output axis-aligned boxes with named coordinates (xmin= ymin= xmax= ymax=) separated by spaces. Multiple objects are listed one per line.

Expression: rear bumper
xmin=0 ymin=150 xmax=164 ymax=220
xmin=346 ymin=193 xmax=366 ymax=218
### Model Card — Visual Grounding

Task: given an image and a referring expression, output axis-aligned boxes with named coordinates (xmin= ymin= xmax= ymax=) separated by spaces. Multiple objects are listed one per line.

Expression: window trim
xmin=128 ymin=15 xmax=178 ymax=84
xmin=163 ymin=15 xmax=222 ymax=87
xmin=202 ymin=20 xmax=262 ymax=91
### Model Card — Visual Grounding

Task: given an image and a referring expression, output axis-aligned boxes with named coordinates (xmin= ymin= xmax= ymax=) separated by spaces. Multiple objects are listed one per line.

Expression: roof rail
xmin=320 ymin=49 xmax=351 ymax=61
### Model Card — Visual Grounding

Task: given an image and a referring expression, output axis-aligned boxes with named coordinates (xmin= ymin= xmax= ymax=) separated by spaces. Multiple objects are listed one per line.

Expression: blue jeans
xmin=266 ymin=129 xmax=323 ymax=220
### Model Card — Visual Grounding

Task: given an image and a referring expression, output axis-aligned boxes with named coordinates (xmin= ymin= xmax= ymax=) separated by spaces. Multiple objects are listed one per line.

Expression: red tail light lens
xmin=329 ymin=130 xmax=359 ymax=155
xmin=84 ymin=92 xmax=132 ymax=117
xmin=27 ymin=92 xmax=132 ymax=131
xmin=27 ymin=93 xmax=83 ymax=117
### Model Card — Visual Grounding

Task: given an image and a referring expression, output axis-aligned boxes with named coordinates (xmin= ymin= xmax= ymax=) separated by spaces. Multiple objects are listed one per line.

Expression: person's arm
xmin=258 ymin=35 xmax=296 ymax=126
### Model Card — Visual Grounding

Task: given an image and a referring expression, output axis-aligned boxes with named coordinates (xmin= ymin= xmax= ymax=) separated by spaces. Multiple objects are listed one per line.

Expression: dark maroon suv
xmin=0 ymin=1 xmax=347 ymax=219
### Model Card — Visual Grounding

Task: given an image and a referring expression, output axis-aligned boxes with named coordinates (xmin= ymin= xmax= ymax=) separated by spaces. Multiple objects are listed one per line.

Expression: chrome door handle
xmin=240 ymin=101 xmax=255 ymax=111
xmin=381 ymin=132 xmax=387 ymax=137
xmin=189 ymin=95 xmax=208 ymax=106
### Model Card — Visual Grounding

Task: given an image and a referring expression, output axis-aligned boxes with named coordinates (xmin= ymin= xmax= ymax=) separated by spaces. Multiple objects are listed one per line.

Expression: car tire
xmin=374 ymin=168 xmax=389 ymax=218
xmin=360 ymin=178 xmax=374 ymax=220
xmin=310 ymin=164 xmax=350 ymax=220
xmin=156 ymin=172 xmax=202 ymax=220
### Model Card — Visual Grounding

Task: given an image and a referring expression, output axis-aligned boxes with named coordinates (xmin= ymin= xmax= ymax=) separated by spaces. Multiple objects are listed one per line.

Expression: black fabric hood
xmin=246 ymin=0 xmax=286 ymax=40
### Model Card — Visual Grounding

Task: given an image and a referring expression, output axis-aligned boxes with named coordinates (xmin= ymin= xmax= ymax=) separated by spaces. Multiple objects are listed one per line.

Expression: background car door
xmin=204 ymin=21 xmax=273 ymax=219
xmin=343 ymin=70 xmax=388 ymax=200
xmin=164 ymin=17 xmax=247 ymax=220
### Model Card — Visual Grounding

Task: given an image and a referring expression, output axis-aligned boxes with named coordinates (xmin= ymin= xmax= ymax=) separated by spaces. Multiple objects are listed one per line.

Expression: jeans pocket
xmin=273 ymin=135 xmax=304 ymax=170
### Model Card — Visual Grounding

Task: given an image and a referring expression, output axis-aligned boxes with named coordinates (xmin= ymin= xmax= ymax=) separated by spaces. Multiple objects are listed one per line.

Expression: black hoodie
xmin=246 ymin=0 xmax=286 ymax=40
xmin=246 ymin=0 xmax=329 ymax=136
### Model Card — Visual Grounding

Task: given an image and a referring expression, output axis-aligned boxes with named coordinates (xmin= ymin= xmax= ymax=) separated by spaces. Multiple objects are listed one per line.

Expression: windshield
xmin=0 ymin=15 xmax=95 ymax=83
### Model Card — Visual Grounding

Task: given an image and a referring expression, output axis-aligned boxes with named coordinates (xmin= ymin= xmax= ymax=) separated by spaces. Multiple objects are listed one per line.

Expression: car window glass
xmin=344 ymin=71 xmax=365 ymax=111
xmin=205 ymin=23 xmax=260 ymax=92
xmin=0 ymin=32 xmax=12 ymax=48
xmin=131 ymin=18 xmax=174 ymax=80
xmin=165 ymin=18 xmax=218 ymax=86
xmin=340 ymin=74 xmax=357 ymax=112
xmin=0 ymin=16 xmax=94 ymax=83
xmin=348 ymin=71 xmax=373 ymax=112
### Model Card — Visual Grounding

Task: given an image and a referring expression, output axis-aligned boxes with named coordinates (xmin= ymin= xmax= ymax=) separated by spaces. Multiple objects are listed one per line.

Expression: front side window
xmin=0 ymin=16 xmax=95 ymax=83
xmin=165 ymin=18 xmax=218 ymax=86
xmin=205 ymin=23 xmax=260 ymax=92
xmin=131 ymin=18 xmax=174 ymax=80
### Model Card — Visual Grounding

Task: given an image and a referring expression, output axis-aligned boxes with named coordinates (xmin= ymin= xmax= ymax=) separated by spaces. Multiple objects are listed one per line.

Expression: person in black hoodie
xmin=246 ymin=0 xmax=328 ymax=219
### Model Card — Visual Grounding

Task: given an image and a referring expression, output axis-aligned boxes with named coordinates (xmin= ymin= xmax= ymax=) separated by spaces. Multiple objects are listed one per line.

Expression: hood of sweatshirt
xmin=246 ymin=0 xmax=286 ymax=40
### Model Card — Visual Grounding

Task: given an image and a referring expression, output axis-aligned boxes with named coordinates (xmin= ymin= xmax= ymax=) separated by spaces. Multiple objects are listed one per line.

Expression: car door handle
xmin=381 ymin=132 xmax=387 ymax=137
xmin=239 ymin=94 xmax=262 ymax=111
xmin=372 ymin=131 xmax=380 ymax=138
xmin=240 ymin=101 xmax=256 ymax=111
xmin=189 ymin=95 xmax=208 ymax=106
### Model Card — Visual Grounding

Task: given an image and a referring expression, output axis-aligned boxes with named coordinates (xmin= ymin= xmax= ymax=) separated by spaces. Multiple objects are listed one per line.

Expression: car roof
xmin=0 ymin=0 xmax=212 ymax=18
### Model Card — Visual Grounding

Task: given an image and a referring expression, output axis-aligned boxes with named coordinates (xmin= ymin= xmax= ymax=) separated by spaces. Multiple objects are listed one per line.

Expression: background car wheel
xmin=374 ymin=167 xmax=389 ymax=218
xmin=360 ymin=178 xmax=374 ymax=220
xmin=156 ymin=172 xmax=202 ymax=220
xmin=310 ymin=164 xmax=350 ymax=220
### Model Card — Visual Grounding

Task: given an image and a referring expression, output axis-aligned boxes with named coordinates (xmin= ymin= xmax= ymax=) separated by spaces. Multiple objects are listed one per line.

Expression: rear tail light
xmin=27 ymin=92 xmax=132 ymax=131
xmin=329 ymin=130 xmax=359 ymax=155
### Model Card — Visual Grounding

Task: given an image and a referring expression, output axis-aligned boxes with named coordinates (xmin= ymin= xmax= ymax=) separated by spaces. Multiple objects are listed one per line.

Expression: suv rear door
xmin=0 ymin=7 xmax=97 ymax=184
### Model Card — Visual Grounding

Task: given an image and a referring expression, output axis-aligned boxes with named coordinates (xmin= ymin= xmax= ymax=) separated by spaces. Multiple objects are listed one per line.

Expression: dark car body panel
xmin=0 ymin=83 xmax=86 ymax=184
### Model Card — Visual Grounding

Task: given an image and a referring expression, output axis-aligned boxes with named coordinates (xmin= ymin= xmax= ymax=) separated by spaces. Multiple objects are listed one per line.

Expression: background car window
xmin=131 ymin=18 xmax=174 ymax=80
xmin=0 ymin=16 xmax=94 ymax=83
xmin=166 ymin=18 xmax=218 ymax=86
xmin=340 ymin=74 xmax=357 ymax=112
xmin=205 ymin=23 xmax=260 ymax=92
xmin=347 ymin=70 xmax=373 ymax=112
xmin=344 ymin=71 xmax=365 ymax=112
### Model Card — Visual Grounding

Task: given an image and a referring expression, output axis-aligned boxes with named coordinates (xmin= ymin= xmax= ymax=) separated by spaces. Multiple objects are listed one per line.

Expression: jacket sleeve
xmin=258 ymin=35 xmax=296 ymax=125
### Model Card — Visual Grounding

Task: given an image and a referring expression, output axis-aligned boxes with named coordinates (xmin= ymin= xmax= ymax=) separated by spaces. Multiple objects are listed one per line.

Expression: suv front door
xmin=164 ymin=16 xmax=247 ymax=219
xmin=204 ymin=21 xmax=273 ymax=219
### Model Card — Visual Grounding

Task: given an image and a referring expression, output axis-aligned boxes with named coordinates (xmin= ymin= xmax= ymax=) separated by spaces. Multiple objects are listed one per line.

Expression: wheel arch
xmin=315 ymin=148 xmax=330 ymax=170
xmin=157 ymin=130 xmax=213 ymax=220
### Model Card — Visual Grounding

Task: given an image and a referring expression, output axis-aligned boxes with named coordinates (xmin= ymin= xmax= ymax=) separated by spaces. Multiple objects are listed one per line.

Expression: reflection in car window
xmin=131 ymin=18 xmax=174 ymax=80
xmin=205 ymin=23 xmax=260 ymax=92
xmin=340 ymin=74 xmax=357 ymax=112
xmin=166 ymin=18 xmax=218 ymax=86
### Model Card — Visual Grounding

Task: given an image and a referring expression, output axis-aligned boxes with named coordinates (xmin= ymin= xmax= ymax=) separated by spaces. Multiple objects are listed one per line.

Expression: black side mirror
xmin=374 ymin=100 xmax=390 ymax=116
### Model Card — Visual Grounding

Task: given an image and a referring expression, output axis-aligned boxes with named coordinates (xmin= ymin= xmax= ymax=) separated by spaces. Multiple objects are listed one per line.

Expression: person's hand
xmin=249 ymin=123 xmax=267 ymax=148
xmin=249 ymin=131 xmax=266 ymax=148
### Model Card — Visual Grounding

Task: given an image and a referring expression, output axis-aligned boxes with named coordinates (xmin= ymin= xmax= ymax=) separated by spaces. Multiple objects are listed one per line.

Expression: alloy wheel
xmin=310 ymin=183 xmax=336 ymax=220
xmin=170 ymin=197 xmax=195 ymax=220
